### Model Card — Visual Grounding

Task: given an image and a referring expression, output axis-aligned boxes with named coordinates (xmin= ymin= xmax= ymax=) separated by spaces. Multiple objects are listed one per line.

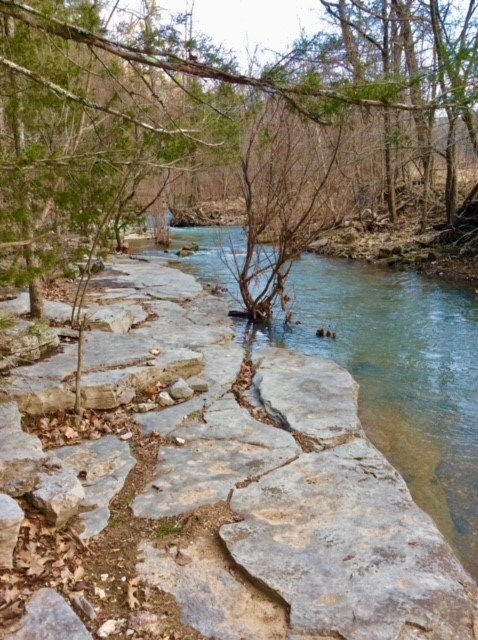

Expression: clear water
xmin=138 ymin=226 xmax=478 ymax=580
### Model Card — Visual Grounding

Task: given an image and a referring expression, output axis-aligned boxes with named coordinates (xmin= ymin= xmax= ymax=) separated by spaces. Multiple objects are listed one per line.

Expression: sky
xmin=115 ymin=0 xmax=322 ymax=68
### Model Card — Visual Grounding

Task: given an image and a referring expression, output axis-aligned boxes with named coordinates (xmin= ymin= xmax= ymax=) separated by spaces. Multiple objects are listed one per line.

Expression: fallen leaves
xmin=0 ymin=506 xmax=87 ymax=630
xmin=23 ymin=408 xmax=138 ymax=449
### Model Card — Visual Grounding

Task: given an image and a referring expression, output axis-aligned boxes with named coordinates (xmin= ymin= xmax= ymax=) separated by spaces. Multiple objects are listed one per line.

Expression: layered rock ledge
xmin=0 ymin=255 xmax=476 ymax=640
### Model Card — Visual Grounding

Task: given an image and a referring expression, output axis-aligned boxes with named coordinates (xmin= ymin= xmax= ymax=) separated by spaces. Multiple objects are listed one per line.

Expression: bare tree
xmin=231 ymin=97 xmax=343 ymax=322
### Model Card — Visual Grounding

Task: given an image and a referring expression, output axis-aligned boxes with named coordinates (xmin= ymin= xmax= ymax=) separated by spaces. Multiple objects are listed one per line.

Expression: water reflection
xmin=134 ymin=227 xmax=478 ymax=579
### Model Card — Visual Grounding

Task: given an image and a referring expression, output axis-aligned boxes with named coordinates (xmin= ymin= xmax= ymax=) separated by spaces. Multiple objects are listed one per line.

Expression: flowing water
xmin=136 ymin=226 xmax=478 ymax=580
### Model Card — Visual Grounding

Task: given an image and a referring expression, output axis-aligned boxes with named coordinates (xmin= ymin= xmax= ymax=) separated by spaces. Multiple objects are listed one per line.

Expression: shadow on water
xmin=131 ymin=227 xmax=478 ymax=580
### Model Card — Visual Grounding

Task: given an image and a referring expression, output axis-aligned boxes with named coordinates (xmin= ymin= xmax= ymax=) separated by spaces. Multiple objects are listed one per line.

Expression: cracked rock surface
xmin=221 ymin=437 xmax=477 ymax=640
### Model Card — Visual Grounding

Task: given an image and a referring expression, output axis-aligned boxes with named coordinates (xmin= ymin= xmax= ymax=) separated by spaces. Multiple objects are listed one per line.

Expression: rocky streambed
xmin=0 ymin=255 xmax=477 ymax=640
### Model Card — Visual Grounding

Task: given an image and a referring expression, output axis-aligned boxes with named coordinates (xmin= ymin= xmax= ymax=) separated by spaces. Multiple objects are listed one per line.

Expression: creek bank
xmin=0 ymin=255 xmax=477 ymax=639
xmin=170 ymin=197 xmax=246 ymax=228
xmin=307 ymin=211 xmax=478 ymax=284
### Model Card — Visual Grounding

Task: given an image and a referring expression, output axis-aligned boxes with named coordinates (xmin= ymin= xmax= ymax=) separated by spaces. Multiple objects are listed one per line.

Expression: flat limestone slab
xmin=253 ymin=347 xmax=363 ymax=447
xmin=85 ymin=303 xmax=148 ymax=333
xmin=137 ymin=538 xmax=287 ymax=640
xmin=220 ymin=438 xmax=478 ymax=640
xmin=43 ymin=300 xmax=148 ymax=333
xmin=132 ymin=437 xmax=297 ymax=520
xmin=5 ymin=588 xmax=93 ymax=640
xmin=201 ymin=343 xmax=244 ymax=396
xmin=105 ymin=258 xmax=203 ymax=302
xmin=133 ymin=397 xmax=207 ymax=436
xmin=0 ymin=292 xmax=30 ymax=316
xmin=142 ymin=297 xmax=234 ymax=350
xmin=53 ymin=436 xmax=136 ymax=539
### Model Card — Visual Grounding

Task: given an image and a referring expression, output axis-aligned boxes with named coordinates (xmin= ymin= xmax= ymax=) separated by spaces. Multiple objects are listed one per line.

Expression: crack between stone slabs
xmin=231 ymin=357 xmax=332 ymax=457
xmin=215 ymin=516 xmax=293 ymax=627
xmin=257 ymin=391 xmax=362 ymax=454
xmin=159 ymin=434 xmax=300 ymax=494
xmin=250 ymin=371 xmax=363 ymax=455
xmin=231 ymin=358 xmax=291 ymax=431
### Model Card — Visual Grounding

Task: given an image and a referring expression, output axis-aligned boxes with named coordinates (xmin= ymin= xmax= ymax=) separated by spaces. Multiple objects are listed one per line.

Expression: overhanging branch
xmin=0 ymin=0 xmax=454 ymax=113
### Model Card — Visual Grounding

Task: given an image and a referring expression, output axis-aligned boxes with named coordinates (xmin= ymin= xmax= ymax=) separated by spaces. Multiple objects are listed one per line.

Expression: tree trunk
xmin=445 ymin=111 xmax=459 ymax=224
xmin=384 ymin=117 xmax=397 ymax=223
xmin=24 ymin=244 xmax=44 ymax=320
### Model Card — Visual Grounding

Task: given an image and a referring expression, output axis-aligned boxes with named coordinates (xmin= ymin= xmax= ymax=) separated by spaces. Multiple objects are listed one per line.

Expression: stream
xmin=135 ymin=225 xmax=478 ymax=580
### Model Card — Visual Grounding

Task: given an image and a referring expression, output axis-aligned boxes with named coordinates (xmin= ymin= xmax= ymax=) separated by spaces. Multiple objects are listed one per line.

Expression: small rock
xmin=97 ymin=619 xmax=118 ymax=637
xmin=78 ymin=257 xmax=104 ymax=275
xmin=0 ymin=494 xmax=23 ymax=569
xmin=168 ymin=378 xmax=194 ymax=401
xmin=158 ymin=391 xmax=175 ymax=407
xmin=150 ymin=348 xmax=161 ymax=356
xmin=175 ymin=437 xmax=186 ymax=446
xmin=378 ymin=247 xmax=392 ymax=259
xmin=146 ymin=359 xmax=156 ymax=367
xmin=94 ymin=586 xmax=106 ymax=599
xmin=119 ymin=432 xmax=133 ymax=441
xmin=29 ymin=466 xmax=85 ymax=528
xmin=135 ymin=402 xmax=156 ymax=414
xmin=186 ymin=376 xmax=209 ymax=392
